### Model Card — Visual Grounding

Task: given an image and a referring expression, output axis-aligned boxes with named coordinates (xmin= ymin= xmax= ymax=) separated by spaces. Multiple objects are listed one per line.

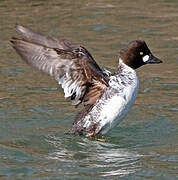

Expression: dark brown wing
xmin=15 ymin=24 xmax=77 ymax=50
xmin=11 ymin=25 xmax=109 ymax=106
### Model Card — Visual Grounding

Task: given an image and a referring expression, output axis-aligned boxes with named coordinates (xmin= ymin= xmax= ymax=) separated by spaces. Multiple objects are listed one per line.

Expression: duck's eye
xmin=140 ymin=52 xmax=144 ymax=56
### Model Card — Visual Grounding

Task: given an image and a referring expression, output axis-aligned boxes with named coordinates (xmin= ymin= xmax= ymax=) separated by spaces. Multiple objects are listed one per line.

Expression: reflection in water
xmin=0 ymin=0 xmax=178 ymax=179
xmin=45 ymin=135 xmax=142 ymax=177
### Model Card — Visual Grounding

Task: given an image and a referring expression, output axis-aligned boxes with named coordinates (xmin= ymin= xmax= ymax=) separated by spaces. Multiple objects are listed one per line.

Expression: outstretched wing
xmin=11 ymin=25 xmax=109 ymax=106
xmin=14 ymin=24 xmax=80 ymax=50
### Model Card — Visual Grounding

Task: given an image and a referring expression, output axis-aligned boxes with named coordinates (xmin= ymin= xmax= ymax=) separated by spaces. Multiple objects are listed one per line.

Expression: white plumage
xmin=82 ymin=59 xmax=139 ymax=136
xmin=11 ymin=25 xmax=162 ymax=136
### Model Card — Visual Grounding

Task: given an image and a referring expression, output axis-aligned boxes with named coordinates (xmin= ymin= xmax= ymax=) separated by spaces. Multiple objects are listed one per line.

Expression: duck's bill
xmin=146 ymin=54 xmax=163 ymax=64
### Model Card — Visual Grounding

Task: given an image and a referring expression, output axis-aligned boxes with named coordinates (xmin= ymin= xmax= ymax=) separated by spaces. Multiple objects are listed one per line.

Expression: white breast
xmin=99 ymin=77 xmax=139 ymax=134
xmin=83 ymin=61 xmax=139 ymax=136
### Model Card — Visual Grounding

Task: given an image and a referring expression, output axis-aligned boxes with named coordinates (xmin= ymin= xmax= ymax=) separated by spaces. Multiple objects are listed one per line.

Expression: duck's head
xmin=119 ymin=40 xmax=162 ymax=69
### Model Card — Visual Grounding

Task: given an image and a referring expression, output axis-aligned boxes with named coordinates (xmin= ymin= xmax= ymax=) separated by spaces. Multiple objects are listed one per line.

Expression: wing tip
xmin=10 ymin=37 xmax=23 ymax=46
xmin=10 ymin=37 xmax=19 ymax=48
xmin=15 ymin=24 xmax=27 ymax=35
xmin=15 ymin=23 xmax=20 ymax=29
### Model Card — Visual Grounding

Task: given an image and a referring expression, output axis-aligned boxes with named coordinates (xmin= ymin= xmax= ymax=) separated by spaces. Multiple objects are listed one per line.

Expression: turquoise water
xmin=0 ymin=0 xmax=178 ymax=179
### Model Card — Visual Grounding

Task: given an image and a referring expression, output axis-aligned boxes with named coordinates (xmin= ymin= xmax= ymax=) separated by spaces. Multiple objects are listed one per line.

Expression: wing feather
xmin=15 ymin=24 xmax=78 ymax=50
xmin=11 ymin=25 xmax=109 ymax=106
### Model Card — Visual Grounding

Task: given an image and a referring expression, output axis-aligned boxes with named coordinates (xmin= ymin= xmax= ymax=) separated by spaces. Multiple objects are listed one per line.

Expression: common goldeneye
xmin=11 ymin=25 xmax=162 ymax=137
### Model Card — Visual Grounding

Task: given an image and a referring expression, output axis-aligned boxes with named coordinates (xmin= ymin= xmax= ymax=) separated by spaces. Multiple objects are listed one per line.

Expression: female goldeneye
xmin=11 ymin=25 xmax=162 ymax=137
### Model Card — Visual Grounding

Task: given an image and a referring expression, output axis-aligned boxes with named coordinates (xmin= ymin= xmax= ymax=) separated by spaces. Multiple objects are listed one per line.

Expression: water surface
xmin=0 ymin=0 xmax=178 ymax=179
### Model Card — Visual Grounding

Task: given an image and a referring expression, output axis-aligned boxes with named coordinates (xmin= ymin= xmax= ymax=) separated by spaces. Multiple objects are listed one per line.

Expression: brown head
xmin=119 ymin=40 xmax=162 ymax=69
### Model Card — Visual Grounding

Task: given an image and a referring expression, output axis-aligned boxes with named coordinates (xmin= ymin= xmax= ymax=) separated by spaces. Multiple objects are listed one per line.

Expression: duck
xmin=11 ymin=24 xmax=162 ymax=137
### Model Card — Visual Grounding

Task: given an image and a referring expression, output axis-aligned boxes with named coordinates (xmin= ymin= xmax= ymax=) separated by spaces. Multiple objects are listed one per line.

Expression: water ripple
xmin=45 ymin=135 xmax=142 ymax=177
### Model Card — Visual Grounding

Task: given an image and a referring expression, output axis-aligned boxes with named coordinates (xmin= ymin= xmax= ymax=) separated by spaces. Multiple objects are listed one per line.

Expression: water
xmin=0 ymin=0 xmax=178 ymax=179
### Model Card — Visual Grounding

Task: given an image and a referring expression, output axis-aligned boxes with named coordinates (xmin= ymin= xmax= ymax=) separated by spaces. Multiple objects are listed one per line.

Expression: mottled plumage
xmin=11 ymin=25 xmax=162 ymax=137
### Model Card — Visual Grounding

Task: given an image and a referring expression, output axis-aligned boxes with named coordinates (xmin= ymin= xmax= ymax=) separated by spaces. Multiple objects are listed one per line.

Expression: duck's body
xmin=11 ymin=25 xmax=162 ymax=137
xmin=69 ymin=60 xmax=139 ymax=136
